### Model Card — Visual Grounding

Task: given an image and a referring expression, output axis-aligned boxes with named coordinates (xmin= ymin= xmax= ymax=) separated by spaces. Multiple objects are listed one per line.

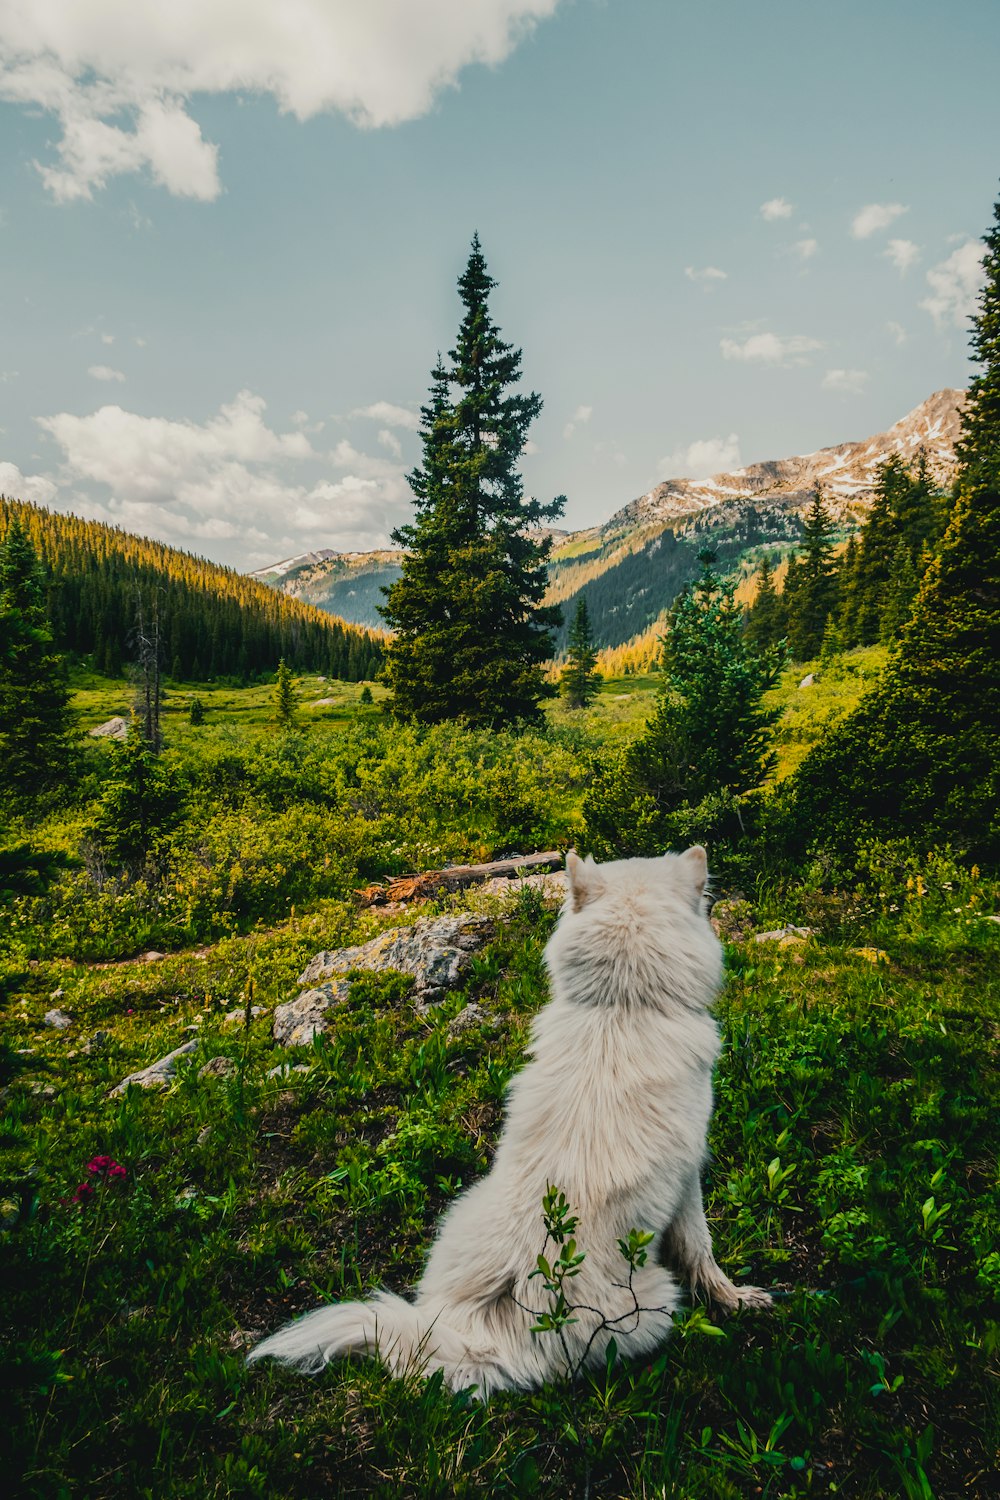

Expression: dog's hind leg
xmin=661 ymin=1172 xmax=772 ymax=1310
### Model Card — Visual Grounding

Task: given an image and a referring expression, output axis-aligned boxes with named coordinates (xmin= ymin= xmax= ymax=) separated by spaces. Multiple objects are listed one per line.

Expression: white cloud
xmin=658 ymin=433 xmax=741 ymax=481
xmin=760 ymin=197 xmax=792 ymax=221
xmin=377 ymin=428 xmax=403 ymax=458
xmin=39 ymin=390 xmax=313 ymax=501
xmin=685 ymin=265 xmax=727 ymax=286
xmin=87 ymin=364 xmax=126 ymax=382
xmin=791 ymin=237 xmax=818 ymax=260
xmin=884 ymin=238 xmax=920 ymax=274
xmin=0 ymin=460 xmax=58 ymax=506
xmin=851 ymin=202 xmax=907 ymax=239
xmin=720 ymin=332 xmax=823 ymax=366
xmin=100 ymin=332 xmax=115 ymax=345
xmin=563 ymin=404 xmax=593 ymax=440
xmin=886 ymin=321 xmax=907 ymax=345
xmin=351 ymin=400 xmax=420 ymax=430
xmin=0 ymin=1 xmax=561 ymax=201
xmin=919 ymin=240 xmax=985 ymax=329
xmin=33 ymin=389 xmax=413 ymax=564
xmin=822 ymin=368 xmax=870 ymax=395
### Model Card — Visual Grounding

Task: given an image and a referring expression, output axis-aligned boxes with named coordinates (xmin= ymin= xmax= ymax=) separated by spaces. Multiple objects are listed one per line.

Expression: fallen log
xmin=357 ymin=850 xmax=564 ymax=906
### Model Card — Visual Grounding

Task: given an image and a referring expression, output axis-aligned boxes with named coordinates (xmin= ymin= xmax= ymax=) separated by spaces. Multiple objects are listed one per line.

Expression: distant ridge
xmin=251 ymin=388 xmax=966 ymax=650
xmin=0 ymin=496 xmax=385 ymax=682
xmin=601 ymin=387 xmax=965 ymax=537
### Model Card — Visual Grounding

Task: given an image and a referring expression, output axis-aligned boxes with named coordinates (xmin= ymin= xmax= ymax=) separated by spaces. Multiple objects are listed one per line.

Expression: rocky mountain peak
xmin=614 ymin=387 xmax=966 ymax=534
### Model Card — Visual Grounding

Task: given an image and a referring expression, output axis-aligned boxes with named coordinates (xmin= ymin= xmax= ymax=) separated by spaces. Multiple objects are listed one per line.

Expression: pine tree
xmin=584 ymin=551 xmax=781 ymax=859
xmin=744 ymin=552 xmax=785 ymax=650
xmin=380 ymin=237 xmax=564 ymax=727
xmin=787 ymin=491 xmax=838 ymax=660
xmin=879 ymin=541 xmax=919 ymax=643
xmin=957 ymin=188 xmax=1000 ymax=488
xmin=560 ymin=596 xmax=601 ymax=708
xmin=88 ymin=717 xmax=185 ymax=867
xmin=836 ymin=534 xmax=861 ymax=647
xmin=0 ymin=517 xmax=75 ymax=801
xmin=273 ymin=658 xmax=298 ymax=727
xmin=188 ymin=697 xmax=205 ymax=726
xmin=789 ymin=190 xmax=1000 ymax=864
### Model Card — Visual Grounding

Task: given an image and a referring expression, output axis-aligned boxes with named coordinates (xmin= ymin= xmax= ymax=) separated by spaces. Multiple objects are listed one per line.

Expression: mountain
xmin=1 ymin=497 xmax=385 ymax=682
xmin=253 ymin=389 xmax=966 ymax=652
xmin=251 ymin=549 xmax=402 ymax=632
xmin=599 ymin=386 xmax=963 ymax=536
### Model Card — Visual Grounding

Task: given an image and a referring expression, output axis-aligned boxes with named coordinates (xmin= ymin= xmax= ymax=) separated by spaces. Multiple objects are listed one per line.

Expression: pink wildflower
xmin=86 ymin=1155 xmax=127 ymax=1181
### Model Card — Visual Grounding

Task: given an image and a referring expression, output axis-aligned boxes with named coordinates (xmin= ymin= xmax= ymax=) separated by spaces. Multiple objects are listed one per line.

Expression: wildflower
xmin=86 ymin=1155 xmax=127 ymax=1181
xmin=71 ymin=1180 xmax=95 ymax=1205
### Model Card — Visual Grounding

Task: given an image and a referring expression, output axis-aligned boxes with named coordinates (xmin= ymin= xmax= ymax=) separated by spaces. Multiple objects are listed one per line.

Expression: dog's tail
xmin=247 ymin=1292 xmax=507 ymax=1392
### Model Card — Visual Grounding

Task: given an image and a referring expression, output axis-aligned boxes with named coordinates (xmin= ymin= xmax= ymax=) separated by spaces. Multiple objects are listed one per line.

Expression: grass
xmin=5 ymin=652 xmax=997 ymax=1496
xmin=3 ymin=865 xmax=998 ymax=1497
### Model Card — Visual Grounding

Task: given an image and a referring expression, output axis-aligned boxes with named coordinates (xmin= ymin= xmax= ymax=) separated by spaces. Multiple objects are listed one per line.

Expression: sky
xmin=0 ymin=0 xmax=998 ymax=570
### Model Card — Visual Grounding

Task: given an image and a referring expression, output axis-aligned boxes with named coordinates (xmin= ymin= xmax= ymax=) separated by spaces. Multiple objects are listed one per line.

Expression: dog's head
xmin=564 ymin=846 xmax=708 ymax=915
xmin=546 ymin=847 xmax=720 ymax=1013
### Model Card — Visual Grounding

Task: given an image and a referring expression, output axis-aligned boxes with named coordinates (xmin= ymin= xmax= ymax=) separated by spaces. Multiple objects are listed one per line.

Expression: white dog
xmin=248 ymin=847 xmax=770 ymax=1395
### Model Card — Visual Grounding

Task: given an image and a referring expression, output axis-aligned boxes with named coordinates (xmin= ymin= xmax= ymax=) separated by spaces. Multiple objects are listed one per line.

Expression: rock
xmin=273 ymin=981 xmax=351 ymax=1047
xmin=198 ymin=1055 xmax=235 ymax=1078
xmin=49 ymin=988 xmax=65 ymax=1001
xmin=140 ymin=950 xmax=166 ymax=964
xmin=310 ymin=696 xmax=338 ymax=707
xmin=110 ymin=1040 xmax=198 ymax=1095
xmin=299 ymin=912 xmax=494 ymax=1004
xmin=448 ymin=1001 xmax=488 ymax=1036
xmin=89 ymin=716 xmax=129 ymax=740
xmin=83 ymin=1030 xmax=109 ymax=1055
xmin=30 ymin=1084 xmax=56 ymax=1099
xmin=175 ymin=1186 xmax=199 ymax=1206
xmin=223 ymin=1005 xmax=267 ymax=1025
xmin=798 ymin=673 xmax=815 ymax=689
xmin=709 ymin=899 xmax=755 ymax=942
xmin=266 ymin=1061 xmax=312 ymax=1080
xmin=197 ymin=1125 xmax=213 ymax=1146
xmin=754 ymin=925 xmax=817 ymax=946
xmin=43 ymin=1008 xmax=72 ymax=1029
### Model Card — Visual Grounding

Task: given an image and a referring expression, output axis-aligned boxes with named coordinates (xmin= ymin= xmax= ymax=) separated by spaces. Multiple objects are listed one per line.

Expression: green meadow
xmin=2 ymin=659 xmax=998 ymax=1497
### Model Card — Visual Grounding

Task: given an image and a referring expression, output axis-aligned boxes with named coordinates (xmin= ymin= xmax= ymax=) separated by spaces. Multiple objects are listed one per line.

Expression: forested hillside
xmin=0 ymin=497 xmax=384 ymax=681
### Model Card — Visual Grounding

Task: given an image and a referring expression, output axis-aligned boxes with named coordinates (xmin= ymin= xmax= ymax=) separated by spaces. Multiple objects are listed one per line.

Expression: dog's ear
xmin=566 ymin=849 xmax=605 ymax=911
xmin=677 ymin=844 xmax=708 ymax=895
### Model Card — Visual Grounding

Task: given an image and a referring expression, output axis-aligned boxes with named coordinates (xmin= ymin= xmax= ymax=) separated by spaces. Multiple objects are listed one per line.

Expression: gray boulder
xmin=275 ymin=912 xmax=495 ymax=1047
xmin=299 ymin=912 xmax=494 ymax=1005
xmin=110 ymin=1040 xmax=197 ymax=1095
xmin=89 ymin=716 xmax=129 ymax=740
xmin=273 ymin=980 xmax=351 ymax=1047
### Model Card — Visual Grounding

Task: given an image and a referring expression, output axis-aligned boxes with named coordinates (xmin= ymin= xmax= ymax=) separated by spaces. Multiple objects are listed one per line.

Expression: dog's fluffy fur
xmin=248 ymin=847 xmax=770 ymax=1395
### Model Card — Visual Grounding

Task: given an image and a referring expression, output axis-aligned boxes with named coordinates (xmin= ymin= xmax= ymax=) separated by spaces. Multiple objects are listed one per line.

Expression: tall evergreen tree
xmin=380 ymin=237 xmax=564 ymax=727
xmin=789 ymin=190 xmax=1000 ymax=863
xmin=560 ymin=596 xmax=601 ymax=708
xmin=744 ymin=551 xmax=785 ymax=650
xmin=787 ymin=491 xmax=838 ymax=660
xmin=0 ymin=518 xmax=75 ymax=802
xmin=957 ymin=188 xmax=1000 ymax=488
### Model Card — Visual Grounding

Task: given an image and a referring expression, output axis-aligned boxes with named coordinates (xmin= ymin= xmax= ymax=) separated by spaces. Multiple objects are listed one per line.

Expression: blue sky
xmin=1 ymin=0 xmax=998 ymax=569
